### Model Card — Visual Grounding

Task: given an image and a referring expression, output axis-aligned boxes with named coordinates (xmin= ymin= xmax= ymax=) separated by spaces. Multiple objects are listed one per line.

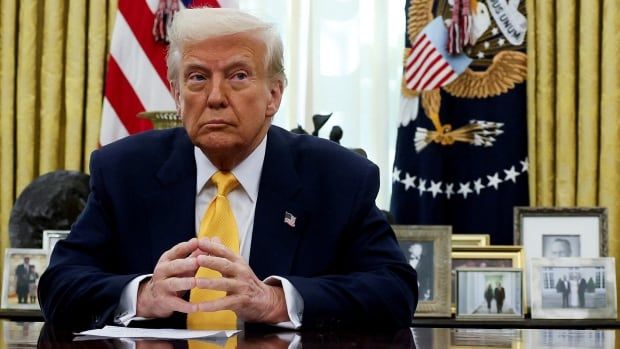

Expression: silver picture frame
xmin=393 ymin=225 xmax=452 ymax=317
xmin=529 ymin=257 xmax=617 ymax=319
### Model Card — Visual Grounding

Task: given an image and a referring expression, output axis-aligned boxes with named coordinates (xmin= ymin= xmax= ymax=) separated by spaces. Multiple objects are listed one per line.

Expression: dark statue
xmin=9 ymin=171 xmax=90 ymax=248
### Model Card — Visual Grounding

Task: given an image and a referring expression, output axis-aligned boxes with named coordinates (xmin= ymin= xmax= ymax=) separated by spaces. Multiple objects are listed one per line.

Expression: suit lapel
xmin=250 ymin=127 xmax=305 ymax=279
xmin=144 ymin=129 xmax=197 ymax=267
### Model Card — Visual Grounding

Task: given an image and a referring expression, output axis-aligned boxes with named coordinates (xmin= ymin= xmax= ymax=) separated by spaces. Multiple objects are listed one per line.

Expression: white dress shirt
xmin=115 ymin=134 xmax=303 ymax=328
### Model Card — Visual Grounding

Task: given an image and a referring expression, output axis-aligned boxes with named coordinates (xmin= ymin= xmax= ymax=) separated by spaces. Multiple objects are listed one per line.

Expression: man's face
xmin=550 ymin=240 xmax=571 ymax=257
xmin=173 ymin=32 xmax=283 ymax=167
xmin=409 ymin=244 xmax=423 ymax=258
xmin=24 ymin=257 xmax=29 ymax=264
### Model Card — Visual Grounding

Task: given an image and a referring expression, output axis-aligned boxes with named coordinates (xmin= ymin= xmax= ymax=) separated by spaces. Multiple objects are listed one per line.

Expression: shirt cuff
xmin=264 ymin=276 xmax=304 ymax=329
xmin=114 ymin=274 xmax=153 ymax=326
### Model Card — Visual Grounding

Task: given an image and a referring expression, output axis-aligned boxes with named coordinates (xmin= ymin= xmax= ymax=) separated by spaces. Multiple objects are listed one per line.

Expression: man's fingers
xmin=195 ymin=294 xmax=245 ymax=313
xmin=155 ymin=257 xmax=198 ymax=278
xmin=194 ymin=276 xmax=241 ymax=293
xmin=167 ymin=296 xmax=199 ymax=314
xmin=159 ymin=238 xmax=198 ymax=262
xmin=196 ymin=239 xmax=240 ymax=262
xmin=165 ymin=276 xmax=197 ymax=292
xmin=196 ymin=255 xmax=241 ymax=276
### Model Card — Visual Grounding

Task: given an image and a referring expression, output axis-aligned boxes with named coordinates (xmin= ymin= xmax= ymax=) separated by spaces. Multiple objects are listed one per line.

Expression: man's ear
xmin=265 ymin=79 xmax=284 ymax=117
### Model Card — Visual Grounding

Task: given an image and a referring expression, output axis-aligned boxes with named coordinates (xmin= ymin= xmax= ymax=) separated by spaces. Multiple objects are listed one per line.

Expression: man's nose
xmin=207 ymin=78 xmax=228 ymax=109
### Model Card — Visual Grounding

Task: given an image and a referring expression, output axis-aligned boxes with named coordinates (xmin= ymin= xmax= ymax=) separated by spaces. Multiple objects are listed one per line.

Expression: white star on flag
xmin=473 ymin=178 xmax=485 ymax=195
xmin=458 ymin=182 xmax=473 ymax=199
xmin=392 ymin=167 xmax=401 ymax=183
xmin=401 ymin=173 xmax=417 ymax=191
xmin=520 ymin=158 xmax=529 ymax=173
xmin=487 ymin=172 xmax=503 ymax=190
xmin=428 ymin=180 xmax=443 ymax=198
xmin=504 ymin=166 xmax=519 ymax=183
xmin=445 ymin=183 xmax=454 ymax=199
xmin=417 ymin=179 xmax=427 ymax=196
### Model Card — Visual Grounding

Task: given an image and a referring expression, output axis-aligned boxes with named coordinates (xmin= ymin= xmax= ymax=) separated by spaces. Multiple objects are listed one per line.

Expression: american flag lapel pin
xmin=284 ymin=211 xmax=296 ymax=228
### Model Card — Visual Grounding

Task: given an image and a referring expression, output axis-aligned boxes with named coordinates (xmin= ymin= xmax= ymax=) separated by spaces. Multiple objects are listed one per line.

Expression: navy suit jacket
xmin=39 ymin=126 xmax=417 ymax=330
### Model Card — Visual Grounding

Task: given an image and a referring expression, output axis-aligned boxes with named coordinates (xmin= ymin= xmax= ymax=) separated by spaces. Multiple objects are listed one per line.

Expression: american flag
xmin=404 ymin=17 xmax=471 ymax=92
xmin=100 ymin=0 xmax=236 ymax=146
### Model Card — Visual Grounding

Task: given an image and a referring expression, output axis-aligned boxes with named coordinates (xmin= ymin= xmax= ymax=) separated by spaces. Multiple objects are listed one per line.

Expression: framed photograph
xmin=524 ymin=329 xmax=615 ymax=349
xmin=451 ymin=246 xmax=524 ymax=307
xmin=42 ymin=230 xmax=70 ymax=252
xmin=393 ymin=225 xmax=452 ymax=317
xmin=514 ymin=207 xmax=608 ymax=257
xmin=452 ymin=234 xmax=490 ymax=247
xmin=1 ymin=248 xmax=48 ymax=310
xmin=515 ymin=207 xmax=608 ymax=308
xmin=456 ymin=268 xmax=524 ymax=319
xmin=530 ymin=257 xmax=617 ymax=319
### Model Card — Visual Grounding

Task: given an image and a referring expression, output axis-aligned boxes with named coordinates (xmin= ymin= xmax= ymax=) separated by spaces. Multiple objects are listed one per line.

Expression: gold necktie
xmin=187 ymin=171 xmax=240 ymax=330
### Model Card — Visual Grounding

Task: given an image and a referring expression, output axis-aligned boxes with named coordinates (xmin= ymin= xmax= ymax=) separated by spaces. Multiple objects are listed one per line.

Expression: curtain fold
xmin=529 ymin=0 xmax=620 ymax=317
xmin=0 ymin=1 xmax=115 ymax=275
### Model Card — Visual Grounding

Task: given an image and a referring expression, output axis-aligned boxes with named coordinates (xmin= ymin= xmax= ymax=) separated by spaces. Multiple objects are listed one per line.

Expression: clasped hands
xmin=136 ymin=238 xmax=288 ymax=323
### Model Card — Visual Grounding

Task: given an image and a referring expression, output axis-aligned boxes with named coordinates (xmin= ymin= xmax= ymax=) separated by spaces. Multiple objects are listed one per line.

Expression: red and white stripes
xmin=100 ymin=0 xmax=232 ymax=146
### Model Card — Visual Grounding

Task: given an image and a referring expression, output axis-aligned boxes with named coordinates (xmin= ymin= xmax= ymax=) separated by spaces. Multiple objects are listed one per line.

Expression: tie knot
xmin=211 ymin=171 xmax=239 ymax=196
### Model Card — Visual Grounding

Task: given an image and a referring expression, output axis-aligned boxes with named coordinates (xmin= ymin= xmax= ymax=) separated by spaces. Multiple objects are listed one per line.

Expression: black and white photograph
xmin=456 ymin=268 xmax=523 ymax=319
xmin=399 ymin=241 xmax=434 ymax=301
xmin=530 ymin=258 xmax=617 ymax=319
xmin=1 ymin=248 xmax=48 ymax=310
xmin=542 ymin=235 xmax=580 ymax=258
xmin=541 ymin=267 xmax=605 ymax=309
xmin=393 ymin=225 xmax=452 ymax=317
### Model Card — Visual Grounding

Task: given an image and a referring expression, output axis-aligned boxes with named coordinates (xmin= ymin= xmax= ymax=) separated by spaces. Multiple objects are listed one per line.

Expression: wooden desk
xmin=3 ymin=319 xmax=619 ymax=348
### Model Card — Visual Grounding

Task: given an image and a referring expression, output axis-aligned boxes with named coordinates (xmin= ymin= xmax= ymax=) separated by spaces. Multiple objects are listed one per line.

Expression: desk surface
xmin=4 ymin=319 xmax=619 ymax=348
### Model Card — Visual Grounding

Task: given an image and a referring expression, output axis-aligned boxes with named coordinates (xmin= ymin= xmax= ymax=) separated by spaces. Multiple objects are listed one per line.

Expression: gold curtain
xmin=0 ymin=0 xmax=118 ymax=271
xmin=527 ymin=0 xmax=620 ymax=313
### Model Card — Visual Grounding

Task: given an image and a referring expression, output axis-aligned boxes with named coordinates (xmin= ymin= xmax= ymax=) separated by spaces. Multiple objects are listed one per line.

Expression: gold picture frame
xmin=452 ymin=234 xmax=491 ymax=247
xmin=393 ymin=225 xmax=452 ymax=317
xmin=451 ymin=246 xmax=524 ymax=312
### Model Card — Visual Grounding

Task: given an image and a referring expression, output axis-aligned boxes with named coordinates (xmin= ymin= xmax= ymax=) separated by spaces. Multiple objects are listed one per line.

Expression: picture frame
xmin=393 ymin=225 xmax=452 ymax=317
xmin=514 ymin=207 xmax=608 ymax=308
xmin=529 ymin=257 xmax=617 ymax=319
xmin=455 ymin=268 xmax=524 ymax=320
xmin=452 ymin=234 xmax=491 ymax=247
xmin=42 ymin=230 xmax=70 ymax=252
xmin=1 ymin=248 xmax=48 ymax=310
xmin=451 ymin=246 xmax=524 ymax=309
xmin=514 ymin=207 xmax=608 ymax=257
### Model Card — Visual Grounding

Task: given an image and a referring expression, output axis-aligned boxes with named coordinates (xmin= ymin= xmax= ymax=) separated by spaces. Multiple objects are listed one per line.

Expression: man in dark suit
xmin=38 ymin=7 xmax=417 ymax=330
xmin=15 ymin=257 xmax=30 ymax=304
xmin=578 ymin=276 xmax=587 ymax=308
xmin=494 ymin=282 xmax=505 ymax=314
xmin=557 ymin=275 xmax=571 ymax=308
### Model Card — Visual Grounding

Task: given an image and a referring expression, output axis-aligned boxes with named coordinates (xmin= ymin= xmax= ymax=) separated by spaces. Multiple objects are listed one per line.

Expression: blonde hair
xmin=167 ymin=7 xmax=286 ymax=87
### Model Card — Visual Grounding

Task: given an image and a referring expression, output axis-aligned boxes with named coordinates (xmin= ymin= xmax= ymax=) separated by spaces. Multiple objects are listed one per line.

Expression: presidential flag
xmin=390 ymin=0 xmax=528 ymax=245
xmin=100 ymin=0 xmax=236 ymax=146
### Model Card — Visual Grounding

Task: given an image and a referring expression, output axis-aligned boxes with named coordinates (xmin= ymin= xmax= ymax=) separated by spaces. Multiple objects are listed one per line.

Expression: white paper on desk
xmin=75 ymin=326 xmax=240 ymax=339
